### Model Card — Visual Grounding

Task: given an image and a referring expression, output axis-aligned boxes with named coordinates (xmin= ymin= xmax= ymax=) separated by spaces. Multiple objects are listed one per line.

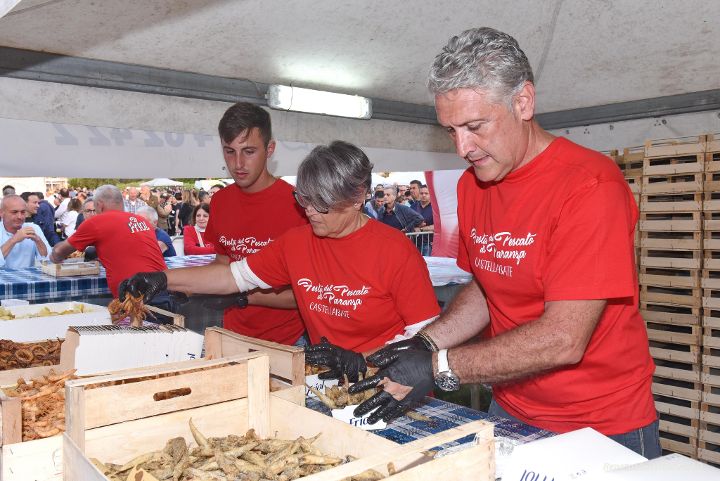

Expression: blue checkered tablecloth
xmin=0 ymin=255 xmax=216 ymax=302
xmin=1 ymin=254 xmax=469 ymax=303
xmin=306 ymin=396 xmax=553 ymax=447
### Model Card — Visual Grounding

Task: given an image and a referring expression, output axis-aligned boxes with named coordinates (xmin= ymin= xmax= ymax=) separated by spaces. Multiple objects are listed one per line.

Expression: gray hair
xmin=93 ymin=185 xmax=123 ymax=208
xmin=428 ymin=27 xmax=534 ymax=104
xmin=136 ymin=206 xmax=158 ymax=224
xmin=296 ymin=141 xmax=373 ymax=212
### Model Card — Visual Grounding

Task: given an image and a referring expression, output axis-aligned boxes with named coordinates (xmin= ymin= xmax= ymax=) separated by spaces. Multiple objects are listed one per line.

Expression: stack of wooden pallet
xmin=700 ymin=134 xmax=720 ymax=465
xmin=616 ymin=146 xmax=644 ymax=263
xmin=639 ymin=135 xmax=707 ymax=459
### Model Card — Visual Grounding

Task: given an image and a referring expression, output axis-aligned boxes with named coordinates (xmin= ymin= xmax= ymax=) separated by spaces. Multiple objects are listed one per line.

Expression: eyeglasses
xmin=84 ymin=209 xmax=96 ymax=213
xmin=293 ymin=191 xmax=329 ymax=214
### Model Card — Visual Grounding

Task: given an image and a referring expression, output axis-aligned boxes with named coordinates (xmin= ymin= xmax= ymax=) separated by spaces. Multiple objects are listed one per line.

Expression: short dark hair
xmin=2 ymin=185 xmax=15 ymax=195
xmin=404 ymin=191 xmax=413 ymax=198
xmin=59 ymin=188 xmax=70 ymax=198
xmin=410 ymin=180 xmax=422 ymax=187
xmin=20 ymin=192 xmax=32 ymax=201
xmin=191 ymin=203 xmax=210 ymax=225
xmin=218 ymin=102 xmax=272 ymax=147
xmin=211 ymin=184 xmax=224 ymax=189
xmin=374 ymin=190 xmax=385 ymax=200
xmin=35 ymin=192 xmax=45 ymax=200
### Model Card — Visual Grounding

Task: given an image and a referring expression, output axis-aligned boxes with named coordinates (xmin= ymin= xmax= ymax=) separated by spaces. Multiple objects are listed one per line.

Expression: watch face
xmin=434 ymin=372 xmax=461 ymax=391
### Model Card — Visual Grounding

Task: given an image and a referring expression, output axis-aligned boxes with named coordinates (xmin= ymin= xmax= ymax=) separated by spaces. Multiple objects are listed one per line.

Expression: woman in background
xmin=183 ymin=203 xmax=215 ymax=255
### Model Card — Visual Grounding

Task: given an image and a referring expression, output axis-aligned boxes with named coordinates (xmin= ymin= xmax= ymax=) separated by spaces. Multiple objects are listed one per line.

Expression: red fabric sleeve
xmin=544 ymin=179 xmax=638 ymax=301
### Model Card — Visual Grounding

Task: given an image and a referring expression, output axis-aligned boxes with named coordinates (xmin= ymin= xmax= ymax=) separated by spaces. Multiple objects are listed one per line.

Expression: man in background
xmin=137 ymin=206 xmax=176 ymax=258
xmin=2 ymin=185 xmax=15 ymax=196
xmin=123 ymin=187 xmax=146 ymax=214
xmin=0 ymin=195 xmax=50 ymax=268
xmin=24 ymin=192 xmax=61 ymax=246
xmin=379 ymin=186 xmax=424 ymax=233
xmin=408 ymin=179 xmax=423 ymax=207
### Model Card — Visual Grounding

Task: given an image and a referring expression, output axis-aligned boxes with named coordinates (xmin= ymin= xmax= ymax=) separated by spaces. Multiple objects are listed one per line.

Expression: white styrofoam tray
xmin=0 ymin=302 xmax=110 ymax=342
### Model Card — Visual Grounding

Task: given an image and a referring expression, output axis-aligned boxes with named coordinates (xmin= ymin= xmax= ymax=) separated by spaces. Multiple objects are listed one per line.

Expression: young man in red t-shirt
xmin=351 ymin=28 xmax=660 ymax=458
xmin=50 ymin=185 xmax=166 ymax=297
xmin=202 ymin=103 xmax=308 ymax=345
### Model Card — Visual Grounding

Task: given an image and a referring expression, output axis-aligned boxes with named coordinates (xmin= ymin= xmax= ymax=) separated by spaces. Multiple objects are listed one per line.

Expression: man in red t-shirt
xmin=351 ymin=28 xmax=659 ymax=458
xmin=50 ymin=185 xmax=166 ymax=297
xmin=202 ymin=102 xmax=307 ymax=345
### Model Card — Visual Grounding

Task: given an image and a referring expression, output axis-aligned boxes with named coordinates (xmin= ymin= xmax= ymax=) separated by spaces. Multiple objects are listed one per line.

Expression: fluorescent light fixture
xmin=266 ymin=85 xmax=372 ymax=119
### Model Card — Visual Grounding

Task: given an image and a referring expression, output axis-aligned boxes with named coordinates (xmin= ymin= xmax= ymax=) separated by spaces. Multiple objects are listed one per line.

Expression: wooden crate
xmin=204 ymin=327 xmax=304 ymax=388
xmin=40 ymin=261 xmax=101 ymax=277
xmin=644 ymin=135 xmax=707 ymax=161
xmin=298 ymin=420 xmax=494 ymax=481
xmin=62 ymin=353 xmax=406 ymax=481
xmin=619 ymin=146 xmax=645 ymax=177
xmin=656 ymin=393 xmax=700 ymax=458
xmin=700 ymin=386 xmax=720 ymax=465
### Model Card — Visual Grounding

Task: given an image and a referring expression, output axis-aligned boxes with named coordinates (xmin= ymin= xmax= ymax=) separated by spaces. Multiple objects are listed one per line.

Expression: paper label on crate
xmin=331 ymin=404 xmax=387 ymax=431
xmin=305 ymin=374 xmax=338 ymax=397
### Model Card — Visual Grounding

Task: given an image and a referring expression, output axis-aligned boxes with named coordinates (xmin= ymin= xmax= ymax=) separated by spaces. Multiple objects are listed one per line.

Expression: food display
xmin=108 ymin=293 xmax=153 ymax=327
xmin=94 ymin=418 xmax=389 ymax=481
xmin=0 ymin=303 xmax=88 ymax=321
xmin=2 ymin=368 xmax=77 ymax=441
xmin=0 ymin=338 xmax=63 ymax=370
xmin=309 ymin=380 xmax=376 ymax=410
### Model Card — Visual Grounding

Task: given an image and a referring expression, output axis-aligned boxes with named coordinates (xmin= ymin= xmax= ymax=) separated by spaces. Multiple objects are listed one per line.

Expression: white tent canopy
xmin=141 ymin=177 xmax=183 ymax=187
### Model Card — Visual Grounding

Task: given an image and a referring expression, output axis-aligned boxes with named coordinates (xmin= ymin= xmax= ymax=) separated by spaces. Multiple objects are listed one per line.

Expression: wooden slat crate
xmin=644 ymin=135 xmax=707 ymax=161
xmin=656 ymin=393 xmax=699 ymax=458
xmin=61 ymin=353 xmax=402 ymax=481
xmin=642 ymin=301 xmax=701 ymax=327
xmin=700 ymin=384 xmax=720 ymax=465
xmin=619 ymin=146 xmax=645 ymax=177
xmin=204 ymin=327 xmax=304 ymax=388
xmin=40 ymin=261 xmax=101 ymax=277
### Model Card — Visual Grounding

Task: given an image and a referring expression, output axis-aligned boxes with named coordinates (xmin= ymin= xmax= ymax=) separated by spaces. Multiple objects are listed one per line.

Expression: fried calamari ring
xmin=14 ymin=349 xmax=33 ymax=364
xmin=31 ymin=345 xmax=48 ymax=358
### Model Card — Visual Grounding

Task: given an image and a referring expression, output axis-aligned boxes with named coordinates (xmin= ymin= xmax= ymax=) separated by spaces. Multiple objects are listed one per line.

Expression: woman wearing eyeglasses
xmin=121 ymin=141 xmax=440 ymax=381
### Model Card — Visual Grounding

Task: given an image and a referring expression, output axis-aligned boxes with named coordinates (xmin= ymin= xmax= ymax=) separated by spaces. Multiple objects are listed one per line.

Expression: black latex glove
xmin=349 ymin=349 xmax=434 ymax=424
xmin=304 ymin=337 xmax=367 ymax=383
xmin=366 ymin=335 xmax=434 ymax=367
xmin=83 ymin=246 xmax=98 ymax=261
xmin=118 ymin=271 xmax=167 ymax=303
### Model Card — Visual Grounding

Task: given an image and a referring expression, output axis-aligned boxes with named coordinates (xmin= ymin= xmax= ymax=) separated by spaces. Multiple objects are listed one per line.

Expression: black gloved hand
xmin=304 ymin=337 xmax=367 ymax=383
xmin=118 ymin=271 xmax=168 ymax=303
xmin=366 ymin=335 xmax=434 ymax=367
xmin=349 ymin=349 xmax=434 ymax=424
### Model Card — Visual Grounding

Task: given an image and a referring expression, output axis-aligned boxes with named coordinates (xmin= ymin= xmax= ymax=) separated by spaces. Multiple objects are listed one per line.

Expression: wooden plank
xmin=641 ymin=179 xmax=704 ymax=195
xmin=81 ymin=362 xmax=249 ymax=429
xmin=640 ymin=257 xmax=702 ymax=270
xmin=645 ymin=136 xmax=706 ymax=158
xmin=0 ymin=391 xmax=22 ymax=446
xmin=204 ymin=327 xmax=305 ymax=385
xmin=146 ymin=304 xmax=184 ymax=327
xmin=639 ymin=219 xmax=702 ymax=232
xmin=640 ymin=237 xmax=702 ymax=250
xmin=659 ymin=418 xmax=697 ymax=438
xmin=653 ymin=382 xmax=701 ymax=402
xmin=2 ymin=434 xmax=63 ymax=481
xmin=654 ymin=365 xmax=700 ymax=383
xmin=246 ymin=354 xmax=270 ymax=438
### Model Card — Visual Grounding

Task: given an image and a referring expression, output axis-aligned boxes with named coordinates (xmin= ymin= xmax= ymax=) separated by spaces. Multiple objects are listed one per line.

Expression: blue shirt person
xmin=0 ymin=195 xmax=51 ymax=269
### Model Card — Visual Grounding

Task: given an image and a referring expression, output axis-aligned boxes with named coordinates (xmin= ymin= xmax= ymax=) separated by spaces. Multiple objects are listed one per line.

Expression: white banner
xmin=0 ymin=117 xmax=463 ymax=178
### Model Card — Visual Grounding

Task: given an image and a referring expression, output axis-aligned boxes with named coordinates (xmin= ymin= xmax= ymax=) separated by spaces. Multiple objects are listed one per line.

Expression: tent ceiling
xmin=1 ymin=0 xmax=719 ymax=120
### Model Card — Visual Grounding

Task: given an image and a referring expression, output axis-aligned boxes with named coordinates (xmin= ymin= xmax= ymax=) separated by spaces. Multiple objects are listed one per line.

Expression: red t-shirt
xmin=182 ymin=225 xmax=215 ymax=255
xmin=204 ymin=180 xmax=308 ymax=344
xmin=68 ymin=210 xmax=167 ymax=297
xmin=457 ymin=137 xmax=655 ymax=435
xmin=246 ymin=220 xmax=441 ymax=352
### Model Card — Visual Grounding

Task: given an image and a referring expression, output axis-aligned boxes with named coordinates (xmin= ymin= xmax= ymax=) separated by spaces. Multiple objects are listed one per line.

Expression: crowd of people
xmin=1 ymin=26 xmax=659 ymax=459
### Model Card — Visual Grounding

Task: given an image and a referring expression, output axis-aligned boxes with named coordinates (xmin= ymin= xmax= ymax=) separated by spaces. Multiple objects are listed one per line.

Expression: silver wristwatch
xmin=434 ymin=349 xmax=460 ymax=391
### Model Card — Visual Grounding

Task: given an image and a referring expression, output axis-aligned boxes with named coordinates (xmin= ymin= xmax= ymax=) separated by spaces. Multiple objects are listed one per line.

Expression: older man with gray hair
xmin=137 ymin=206 xmax=176 ymax=258
xmin=51 ymin=185 xmax=166 ymax=297
xmin=350 ymin=27 xmax=659 ymax=458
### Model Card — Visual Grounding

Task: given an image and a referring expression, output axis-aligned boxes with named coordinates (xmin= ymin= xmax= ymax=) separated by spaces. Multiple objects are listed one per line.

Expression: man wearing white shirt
xmin=0 ymin=195 xmax=50 ymax=268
